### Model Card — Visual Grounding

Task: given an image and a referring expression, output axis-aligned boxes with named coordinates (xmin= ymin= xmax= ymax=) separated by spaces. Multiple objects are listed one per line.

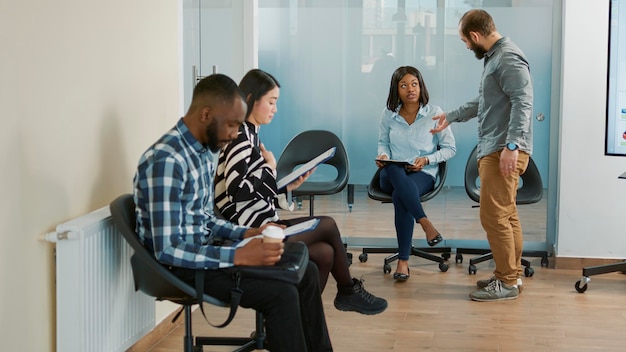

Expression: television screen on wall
xmin=606 ymin=0 xmax=626 ymax=156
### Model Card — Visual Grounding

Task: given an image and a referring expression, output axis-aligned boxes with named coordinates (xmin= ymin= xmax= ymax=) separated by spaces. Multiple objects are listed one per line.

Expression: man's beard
xmin=205 ymin=119 xmax=222 ymax=153
xmin=470 ymin=41 xmax=487 ymax=60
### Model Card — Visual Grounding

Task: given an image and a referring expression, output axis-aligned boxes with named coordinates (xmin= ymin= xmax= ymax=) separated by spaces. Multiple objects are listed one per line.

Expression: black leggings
xmin=281 ymin=216 xmax=352 ymax=291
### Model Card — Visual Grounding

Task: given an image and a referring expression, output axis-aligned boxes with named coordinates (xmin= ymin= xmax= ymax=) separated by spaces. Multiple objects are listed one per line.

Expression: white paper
xmin=235 ymin=218 xmax=320 ymax=248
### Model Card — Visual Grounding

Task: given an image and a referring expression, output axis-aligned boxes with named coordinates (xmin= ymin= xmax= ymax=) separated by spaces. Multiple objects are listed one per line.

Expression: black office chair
xmin=276 ymin=130 xmax=350 ymax=217
xmin=575 ymin=261 xmax=626 ymax=293
xmin=276 ymin=129 xmax=354 ymax=265
xmin=359 ymin=161 xmax=452 ymax=273
xmin=455 ymin=145 xmax=549 ymax=276
xmin=110 ymin=194 xmax=266 ymax=352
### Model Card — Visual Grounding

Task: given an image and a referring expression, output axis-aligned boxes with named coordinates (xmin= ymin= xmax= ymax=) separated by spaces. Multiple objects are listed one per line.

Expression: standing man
xmin=133 ymin=73 xmax=333 ymax=350
xmin=431 ymin=9 xmax=533 ymax=302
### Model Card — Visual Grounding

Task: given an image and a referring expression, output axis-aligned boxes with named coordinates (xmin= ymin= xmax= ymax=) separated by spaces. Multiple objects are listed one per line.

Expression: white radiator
xmin=49 ymin=206 xmax=155 ymax=352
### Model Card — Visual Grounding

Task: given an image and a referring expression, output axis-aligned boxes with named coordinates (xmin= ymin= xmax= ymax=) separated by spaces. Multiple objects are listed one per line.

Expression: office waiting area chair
xmin=455 ymin=145 xmax=549 ymax=276
xmin=359 ymin=161 xmax=452 ymax=273
xmin=276 ymin=129 xmax=354 ymax=264
xmin=575 ymin=261 xmax=626 ymax=293
xmin=110 ymin=194 xmax=266 ymax=352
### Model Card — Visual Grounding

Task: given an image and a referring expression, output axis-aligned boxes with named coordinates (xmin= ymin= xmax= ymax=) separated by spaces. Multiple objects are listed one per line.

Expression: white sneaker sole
xmin=470 ymin=294 xmax=519 ymax=302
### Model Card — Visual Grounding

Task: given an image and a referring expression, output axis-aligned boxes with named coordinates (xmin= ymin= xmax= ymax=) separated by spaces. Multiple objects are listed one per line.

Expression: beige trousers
xmin=478 ymin=150 xmax=530 ymax=286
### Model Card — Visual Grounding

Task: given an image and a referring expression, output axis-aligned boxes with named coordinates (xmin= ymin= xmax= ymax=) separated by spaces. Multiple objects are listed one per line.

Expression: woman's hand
xmin=260 ymin=143 xmax=277 ymax=170
xmin=286 ymin=169 xmax=314 ymax=191
xmin=406 ymin=157 xmax=428 ymax=172
xmin=375 ymin=154 xmax=388 ymax=168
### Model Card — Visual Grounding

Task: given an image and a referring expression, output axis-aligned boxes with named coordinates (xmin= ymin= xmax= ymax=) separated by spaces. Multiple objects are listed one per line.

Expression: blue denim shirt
xmin=446 ymin=37 xmax=533 ymax=159
xmin=378 ymin=103 xmax=456 ymax=180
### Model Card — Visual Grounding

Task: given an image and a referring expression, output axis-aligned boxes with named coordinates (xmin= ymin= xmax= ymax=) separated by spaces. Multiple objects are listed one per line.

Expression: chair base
xmin=359 ymin=246 xmax=452 ymax=273
xmin=455 ymin=248 xmax=549 ymax=276
xmin=183 ymin=306 xmax=266 ymax=352
xmin=575 ymin=261 xmax=626 ymax=293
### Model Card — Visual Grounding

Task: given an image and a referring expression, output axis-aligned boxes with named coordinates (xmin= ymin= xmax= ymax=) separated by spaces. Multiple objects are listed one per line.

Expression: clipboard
xmin=375 ymin=158 xmax=410 ymax=166
xmin=236 ymin=218 xmax=320 ymax=247
xmin=276 ymin=147 xmax=336 ymax=190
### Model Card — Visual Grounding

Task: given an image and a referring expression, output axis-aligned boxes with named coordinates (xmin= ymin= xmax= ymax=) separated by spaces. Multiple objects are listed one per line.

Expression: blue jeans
xmin=379 ymin=164 xmax=434 ymax=260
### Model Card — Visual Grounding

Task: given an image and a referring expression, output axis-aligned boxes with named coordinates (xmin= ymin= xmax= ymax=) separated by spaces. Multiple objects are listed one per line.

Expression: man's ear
xmin=201 ymin=106 xmax=211 ymax=122
xmin=469 ymin=31 xmax=480 ymax=43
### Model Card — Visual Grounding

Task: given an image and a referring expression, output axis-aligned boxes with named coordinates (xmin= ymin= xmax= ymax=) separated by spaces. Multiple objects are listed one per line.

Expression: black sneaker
xmin=333 ymin=278 xmax=387 ymax=315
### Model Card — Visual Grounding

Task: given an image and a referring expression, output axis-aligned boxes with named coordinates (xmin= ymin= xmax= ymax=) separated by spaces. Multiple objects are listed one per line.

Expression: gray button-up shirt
xmin=447 ymin=36 xmax=533 ymax=159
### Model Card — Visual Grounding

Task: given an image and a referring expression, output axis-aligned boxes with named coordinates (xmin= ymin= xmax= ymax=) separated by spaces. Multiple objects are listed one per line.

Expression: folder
xmin=375 ymin=158 xmax=410 ymax=166
xmin=276 ymin=147 xmax=336 ymax=190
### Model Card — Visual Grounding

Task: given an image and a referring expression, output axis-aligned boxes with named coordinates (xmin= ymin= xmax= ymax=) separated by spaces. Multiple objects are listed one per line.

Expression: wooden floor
xmin=146 ymin=187 xmax=626 ymax=352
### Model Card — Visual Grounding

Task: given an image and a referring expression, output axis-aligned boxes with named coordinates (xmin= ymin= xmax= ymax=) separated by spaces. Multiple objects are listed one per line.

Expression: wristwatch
xmin=506 ymin=142 xmax=519 ymax=151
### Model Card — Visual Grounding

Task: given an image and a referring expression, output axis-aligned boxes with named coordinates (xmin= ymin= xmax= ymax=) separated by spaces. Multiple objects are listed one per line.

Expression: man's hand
xmin=234 ymin=237 xmax=284 ymax=266
xmin=260 ymin=143 xmax=277 ymax=170
xmin=430 ymin=113 xmax=449 ymax=134
xmin=243 ymin=223 xmax=285 ymax=238
xmin=499 ymin=149 xmax=519 ymax=177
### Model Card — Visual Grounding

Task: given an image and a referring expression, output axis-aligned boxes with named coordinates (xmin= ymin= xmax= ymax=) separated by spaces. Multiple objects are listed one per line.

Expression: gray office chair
xmin=359 ymin=161 xmax=452 ymax=273
xmin=276 ymin=130 xmax=350 ymax=216
xmin=455 ymin=145 xmax=549 ymax=275
xmin=110 ymin=194 xmax=266 ymax=352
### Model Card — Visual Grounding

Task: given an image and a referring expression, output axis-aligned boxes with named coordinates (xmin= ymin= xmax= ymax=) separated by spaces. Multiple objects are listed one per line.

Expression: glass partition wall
xmin=184 ymin=0 xmax=558 ymax=253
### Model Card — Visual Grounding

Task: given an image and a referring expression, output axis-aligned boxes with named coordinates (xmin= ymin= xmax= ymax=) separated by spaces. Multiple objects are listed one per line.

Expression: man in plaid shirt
xmin=133 ymin=73 xmax=332 ymax=351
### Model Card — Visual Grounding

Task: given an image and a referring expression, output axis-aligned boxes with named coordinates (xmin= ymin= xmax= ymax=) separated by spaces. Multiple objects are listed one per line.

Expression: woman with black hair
xmin=214 ymin=69 xmax=387 ymax=315
xmin=376 ymin=66 xmax=456 ymax=282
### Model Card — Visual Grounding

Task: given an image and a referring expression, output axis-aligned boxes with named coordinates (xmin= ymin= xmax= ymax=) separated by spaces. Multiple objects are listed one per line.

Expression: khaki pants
xmin=478 ymin=150 xmax=529 ymax=286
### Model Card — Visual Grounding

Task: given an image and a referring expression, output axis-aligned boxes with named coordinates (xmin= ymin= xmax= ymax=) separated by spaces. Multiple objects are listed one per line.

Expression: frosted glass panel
xmin=258 ymin=0 xmax=553 ymax=187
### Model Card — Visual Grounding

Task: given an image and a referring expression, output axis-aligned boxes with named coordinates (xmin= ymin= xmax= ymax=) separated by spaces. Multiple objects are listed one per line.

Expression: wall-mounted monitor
xmin=606 ymin=0 xmax=626 ymax=156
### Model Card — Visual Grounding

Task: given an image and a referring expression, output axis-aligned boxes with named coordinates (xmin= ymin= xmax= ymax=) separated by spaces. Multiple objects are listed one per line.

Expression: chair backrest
xmin=464 ymin=145 xmax=543 ymax=204
xmin=276 ymin=130 xmax=350 ymax=196
xmin=110 ymin=194 xmax=227 ymax=306
xmin=367 ymin=161 xmax=448 ymax=203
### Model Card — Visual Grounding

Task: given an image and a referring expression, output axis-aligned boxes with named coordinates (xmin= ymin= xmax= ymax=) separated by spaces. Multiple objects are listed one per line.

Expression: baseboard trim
xmin=554 ymin=256 xmax=626 ymax=270
xmin=126 ymin=308 xmax=183 ymax=352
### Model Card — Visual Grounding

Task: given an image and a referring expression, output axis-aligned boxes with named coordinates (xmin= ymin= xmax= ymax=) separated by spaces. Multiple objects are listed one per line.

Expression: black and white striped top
xmin=214 ymin=121 xmax=291 ymax=227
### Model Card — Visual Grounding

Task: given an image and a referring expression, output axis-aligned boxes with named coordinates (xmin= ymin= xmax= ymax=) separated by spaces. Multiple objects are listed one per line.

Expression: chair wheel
xmin=439 ymin=263 xmax=449 ymax=272
xmin=455 ymin=253 xmax=463 ymax=264
xmin=468 ymin=264 xmax=477 ymax=275
xmin=442 ymin=252 xmax=451 ymax=261
xmin=541 ymin=256 xmax=549 ymax=267
xmin=359 ymin=253 xmax=368 ymax=263
xmin=383 ymin=264 xmax=391 ymax=274
xmin=575 ymin=280 xmax=588 ymax=293
xmin=524 ymin=266 xmax=534 ymax=277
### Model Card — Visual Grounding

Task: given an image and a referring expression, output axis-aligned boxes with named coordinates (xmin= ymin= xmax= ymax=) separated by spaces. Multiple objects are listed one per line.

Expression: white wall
xmin=0 ymin=1 xmax=181 ymax=350
xmin=0 ymin=0 xmax=623 ymax=350
xmin=557 ymin=0 xmax=626 ymax=258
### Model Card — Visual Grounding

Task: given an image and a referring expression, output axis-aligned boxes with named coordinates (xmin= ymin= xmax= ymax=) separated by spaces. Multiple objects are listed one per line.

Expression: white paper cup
xmin=262 ymin=225 xmax=285 ymax=243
